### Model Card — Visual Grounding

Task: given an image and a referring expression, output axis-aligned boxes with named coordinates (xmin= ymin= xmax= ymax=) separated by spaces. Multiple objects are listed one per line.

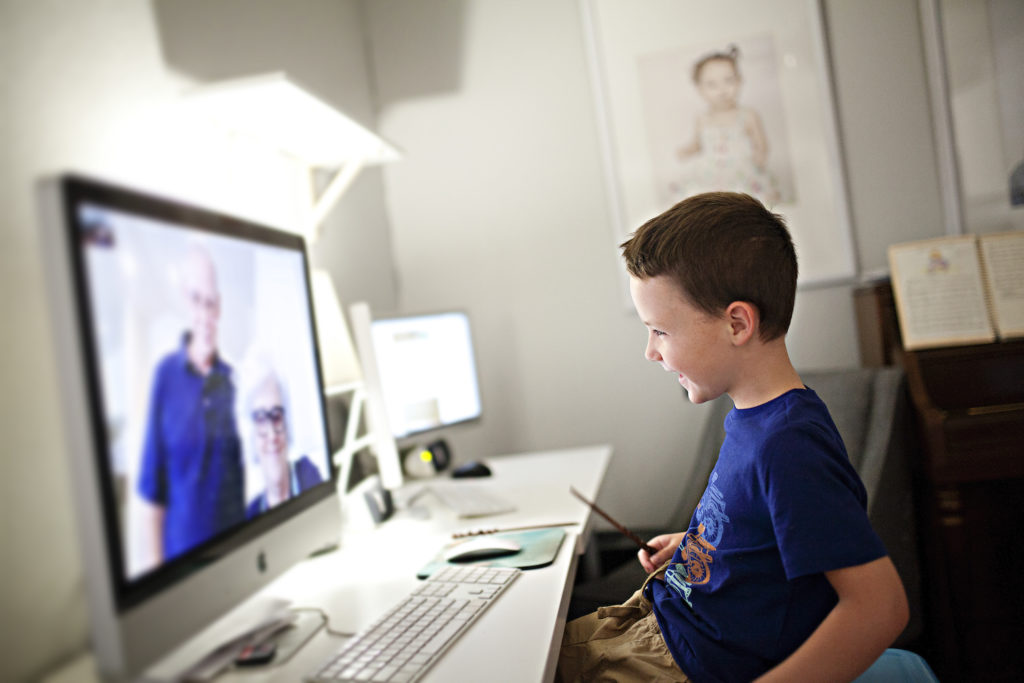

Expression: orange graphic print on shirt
xmin=680 ymin=523 xmax=717 ymax=584
xmin=665 ymin=472 xmax=730 ymax=607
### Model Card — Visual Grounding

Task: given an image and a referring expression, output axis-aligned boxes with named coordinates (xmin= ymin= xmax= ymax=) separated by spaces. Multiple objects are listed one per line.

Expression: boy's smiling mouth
xmin=661 ymin=364 xmax=687 ymax=385
xmin=660 ymin=363 xmax=683 ymax=380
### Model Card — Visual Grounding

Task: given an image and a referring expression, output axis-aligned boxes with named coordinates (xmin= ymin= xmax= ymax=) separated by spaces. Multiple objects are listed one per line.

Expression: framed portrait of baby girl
xmin=582 ymin=0 xmax=856 ymax=285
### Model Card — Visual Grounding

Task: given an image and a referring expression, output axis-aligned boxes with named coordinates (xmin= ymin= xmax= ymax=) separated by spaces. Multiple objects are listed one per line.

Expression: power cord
xmin=229 ymin=607 xmax=354 ymax=673
xmin=292 ymin=606 xmax=355 ymax=639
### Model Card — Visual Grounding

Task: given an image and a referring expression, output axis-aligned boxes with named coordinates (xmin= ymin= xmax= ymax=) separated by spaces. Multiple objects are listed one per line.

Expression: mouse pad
xmin=416 ymin=528 xmax=566 ymax=579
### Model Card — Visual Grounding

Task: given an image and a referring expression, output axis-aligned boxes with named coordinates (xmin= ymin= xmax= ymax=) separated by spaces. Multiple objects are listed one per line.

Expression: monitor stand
xmin=142 ymin=596 xmax=323 ymax=681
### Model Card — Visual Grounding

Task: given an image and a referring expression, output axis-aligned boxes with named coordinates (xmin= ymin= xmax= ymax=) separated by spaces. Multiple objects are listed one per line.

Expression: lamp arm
xmin=308 ymin=158 xmax=366 ymax=242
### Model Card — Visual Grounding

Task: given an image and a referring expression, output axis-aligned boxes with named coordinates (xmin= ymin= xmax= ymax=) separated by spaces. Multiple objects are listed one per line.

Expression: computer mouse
xmin=442 ymin=536 xmax=522 ymax=562
xmin=451 ymin=460 xmax=492 ymax=478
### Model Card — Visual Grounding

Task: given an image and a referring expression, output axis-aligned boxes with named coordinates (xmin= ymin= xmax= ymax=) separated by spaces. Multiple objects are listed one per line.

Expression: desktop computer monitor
xmin=38 ymin=174 xmax=340 ymax=680
xmin=370 ymin=311 xmax=482 ymax=440
xmin=346 ymin=303 xmax=483 ymax=487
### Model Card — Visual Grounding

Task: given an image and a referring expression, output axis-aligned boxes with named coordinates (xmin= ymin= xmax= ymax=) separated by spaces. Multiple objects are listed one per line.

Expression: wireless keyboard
xmin=427 ymin=483 xmax=517 ymax=518
xmin=306 ymin=565 xmax=521 ymax=682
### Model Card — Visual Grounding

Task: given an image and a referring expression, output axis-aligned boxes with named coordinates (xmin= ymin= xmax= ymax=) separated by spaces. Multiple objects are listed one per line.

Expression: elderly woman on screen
xmin=241 ymin=356 xmax=322 ymax=518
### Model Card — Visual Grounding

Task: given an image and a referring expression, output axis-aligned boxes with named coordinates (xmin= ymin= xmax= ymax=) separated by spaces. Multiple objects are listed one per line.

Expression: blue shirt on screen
xmin=245 ymin=455 xmax=323 ymax=519
xmin=647 ymin=387 xmax=887 ymax=683
xmin=137 ymin=336 xmax=245 ymax=561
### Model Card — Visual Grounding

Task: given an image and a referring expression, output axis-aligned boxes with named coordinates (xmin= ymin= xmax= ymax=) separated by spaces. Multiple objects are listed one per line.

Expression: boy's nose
xmin=645 ymin=340 xmax=661 ymax=362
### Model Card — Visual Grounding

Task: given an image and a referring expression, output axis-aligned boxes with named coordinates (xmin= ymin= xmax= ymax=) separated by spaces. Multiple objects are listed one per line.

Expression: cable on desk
xmin=292 ymin=607 xmax=355 ymax=639
xmin=227 ymin=607 xmax=353 ymax=673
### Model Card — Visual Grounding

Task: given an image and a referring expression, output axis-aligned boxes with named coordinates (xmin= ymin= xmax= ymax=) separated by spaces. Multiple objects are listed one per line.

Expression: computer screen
xmin=39 ymin=174 xmax=340 ymax=679
xmin=370 ymin=311 xmax=483 ymax=440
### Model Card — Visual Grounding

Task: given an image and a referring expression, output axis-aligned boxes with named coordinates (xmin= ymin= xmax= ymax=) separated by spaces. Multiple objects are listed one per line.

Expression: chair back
xmin=802 ymin=368 xmax=923 ymax=647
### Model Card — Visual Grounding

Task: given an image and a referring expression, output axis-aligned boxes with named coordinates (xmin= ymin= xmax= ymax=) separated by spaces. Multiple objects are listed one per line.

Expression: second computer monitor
xmin=370 ymin=311 xmax=483 ymax=440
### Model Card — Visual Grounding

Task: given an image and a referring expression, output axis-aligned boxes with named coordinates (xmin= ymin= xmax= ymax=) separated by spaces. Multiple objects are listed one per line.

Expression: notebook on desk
xmin=416 ymin=528 xmax=566 ymax=579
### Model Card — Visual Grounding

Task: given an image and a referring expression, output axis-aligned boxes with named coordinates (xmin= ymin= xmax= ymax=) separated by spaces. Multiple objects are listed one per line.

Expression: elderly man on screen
xmin=136 ymin=246 xmax=245 ymax=567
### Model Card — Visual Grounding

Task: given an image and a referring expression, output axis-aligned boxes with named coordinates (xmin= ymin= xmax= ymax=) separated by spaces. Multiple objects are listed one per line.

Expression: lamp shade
xmin=187 ymin=72 xmax=401 ymax=167
xmin=310 ymin=268 xmax=362 ymax=390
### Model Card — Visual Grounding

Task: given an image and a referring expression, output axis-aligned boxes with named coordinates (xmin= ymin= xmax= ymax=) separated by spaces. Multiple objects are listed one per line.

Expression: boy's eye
xmin=652 ymin=329 xmax=667 ymax=337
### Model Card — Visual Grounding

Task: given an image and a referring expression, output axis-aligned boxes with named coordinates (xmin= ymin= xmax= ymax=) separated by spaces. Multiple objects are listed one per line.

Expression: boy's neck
xmin=727 ymin=338 xmax=803 ymax=409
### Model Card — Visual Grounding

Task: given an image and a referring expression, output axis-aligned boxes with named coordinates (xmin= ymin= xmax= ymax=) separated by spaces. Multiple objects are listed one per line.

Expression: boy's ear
xmin=724 ymin=301 xmax=758 ymax=346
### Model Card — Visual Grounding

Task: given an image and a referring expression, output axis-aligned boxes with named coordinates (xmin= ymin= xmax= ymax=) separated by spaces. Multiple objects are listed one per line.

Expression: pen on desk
xmin=569 ymin=486 xmax=657 ymax=555
xmin=452 ymin=522 xmax=578 ymax=538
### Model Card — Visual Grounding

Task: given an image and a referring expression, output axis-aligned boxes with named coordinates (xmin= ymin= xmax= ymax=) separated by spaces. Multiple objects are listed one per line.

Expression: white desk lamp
xmin=186 ymin=71 xmax=400 ymax=244
xmin=310 ymin=269 xmax=362 ymax=394
xmin=309 ymin=269 xmax=401 ymax=493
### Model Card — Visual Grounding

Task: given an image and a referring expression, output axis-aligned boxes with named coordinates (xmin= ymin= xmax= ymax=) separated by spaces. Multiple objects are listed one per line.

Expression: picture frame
xmin=581 ymin=0 xmax=856 ymax=286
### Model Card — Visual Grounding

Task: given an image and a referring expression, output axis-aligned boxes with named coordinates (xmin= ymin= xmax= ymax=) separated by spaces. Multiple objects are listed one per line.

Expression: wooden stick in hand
xmin=569 ymin=486 xmax=656 ymax=555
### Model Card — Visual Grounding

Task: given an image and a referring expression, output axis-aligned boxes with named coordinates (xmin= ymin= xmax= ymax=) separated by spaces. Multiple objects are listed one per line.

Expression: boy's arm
xmin=754 ymin=555 xmax=909 ymax=683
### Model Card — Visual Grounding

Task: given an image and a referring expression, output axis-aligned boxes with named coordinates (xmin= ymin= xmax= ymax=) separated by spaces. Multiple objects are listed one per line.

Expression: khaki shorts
xmin=556 ymin=565 xmax=689 ymax=682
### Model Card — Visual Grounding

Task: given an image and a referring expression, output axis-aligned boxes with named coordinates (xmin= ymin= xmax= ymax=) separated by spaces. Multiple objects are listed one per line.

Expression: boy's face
xmin=629 ymin=275 xmax=734 ymax=405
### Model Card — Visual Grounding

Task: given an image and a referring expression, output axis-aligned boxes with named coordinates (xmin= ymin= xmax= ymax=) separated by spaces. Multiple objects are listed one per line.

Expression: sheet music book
xmin=887 ymin=231 xmax=1024 ymax=350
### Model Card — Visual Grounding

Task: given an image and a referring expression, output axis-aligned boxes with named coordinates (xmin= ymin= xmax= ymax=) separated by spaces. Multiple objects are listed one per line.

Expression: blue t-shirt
xmin=137 ymin=339 xmax=245 ymax=561
xmin=647 ymin=387 xmax=887 ymax=683
xmin=245 ymin=455 xmax=323 ymax=518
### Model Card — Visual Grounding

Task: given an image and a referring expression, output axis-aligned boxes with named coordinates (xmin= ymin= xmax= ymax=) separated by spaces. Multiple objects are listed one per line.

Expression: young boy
xmin=558 ymin=193 xmax=908 ymax=682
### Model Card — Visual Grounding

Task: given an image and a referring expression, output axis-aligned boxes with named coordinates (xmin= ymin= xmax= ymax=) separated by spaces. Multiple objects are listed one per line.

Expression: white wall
xmin=0 ymin=2 xmax=387 ymax=680
xmin=1 ymin=0 xmax=945 ymax=679
xmin=363 ymin=0 xmax=707 ymax=533
xmin=940 ymin=0 xmax=1024 ymax=233
xmin=2 ymin=5 xmax=199 ymax=679
xmin=363 ymin=0 xmax=944 ymax=528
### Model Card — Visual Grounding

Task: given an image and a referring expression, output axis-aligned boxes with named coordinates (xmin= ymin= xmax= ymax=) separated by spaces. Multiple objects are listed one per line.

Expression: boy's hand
xmin=638 ymin=532 xmax=685 ymax=574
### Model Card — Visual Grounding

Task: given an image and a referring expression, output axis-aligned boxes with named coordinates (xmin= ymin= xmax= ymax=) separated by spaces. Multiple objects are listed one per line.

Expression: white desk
xmin=46 ymin=445 xmax=611 ymax=683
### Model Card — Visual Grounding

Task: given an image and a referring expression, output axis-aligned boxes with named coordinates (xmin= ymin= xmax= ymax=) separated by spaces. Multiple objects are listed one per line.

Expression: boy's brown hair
xmin=621 ymin=192 xmax=797 ymax=342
